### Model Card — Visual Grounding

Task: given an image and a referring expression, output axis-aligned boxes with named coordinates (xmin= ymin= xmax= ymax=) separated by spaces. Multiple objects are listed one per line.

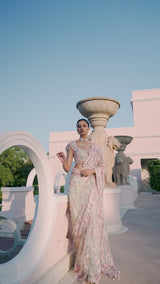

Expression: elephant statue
xmin=104 ymin=136 xmax=121 ymax=187
xmin=113 ymin=151 xmax=133 ymax=185
xmin=89 ymin=133 xmax=121 ymax=187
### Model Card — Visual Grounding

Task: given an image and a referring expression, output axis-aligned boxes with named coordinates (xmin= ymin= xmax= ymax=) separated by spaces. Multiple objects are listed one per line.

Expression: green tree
xmin=0 ymin=147 xmax=34 ymax=188
xmin=0 ymin=165 xmax=14 ymax=187
xmin=147 ymin=159 xmax=160 ymax=191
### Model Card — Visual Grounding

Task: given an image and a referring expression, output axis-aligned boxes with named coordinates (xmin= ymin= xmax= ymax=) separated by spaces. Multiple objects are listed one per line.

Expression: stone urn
xmin=114 ymin=135 xmax=133 ymax=150
xmin=76 ymin=97 xmax=121 ymax=187
xmin=113 ymin=135 xmax=133 ymax=185
xmin=76 ymin=97 xmax=120 ymax=131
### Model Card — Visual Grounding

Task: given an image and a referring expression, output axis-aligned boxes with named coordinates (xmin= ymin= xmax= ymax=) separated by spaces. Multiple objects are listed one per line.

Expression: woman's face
xmin=77 ymin=120 xmax=89 ymax=136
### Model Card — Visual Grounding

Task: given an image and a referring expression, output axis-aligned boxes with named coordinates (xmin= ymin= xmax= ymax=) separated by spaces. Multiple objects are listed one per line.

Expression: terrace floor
xmin=59 ymin=192 xmax=160 ymax=284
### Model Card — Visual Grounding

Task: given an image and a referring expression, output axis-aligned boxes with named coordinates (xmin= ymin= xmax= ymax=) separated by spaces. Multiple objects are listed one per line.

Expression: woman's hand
xmin=57 ymin=148 xmax=73 ymax=173
xmin=56 ymin=152 xmax=66 ymax=163
xmin=80 ymin=168 xmax=95 ymax=177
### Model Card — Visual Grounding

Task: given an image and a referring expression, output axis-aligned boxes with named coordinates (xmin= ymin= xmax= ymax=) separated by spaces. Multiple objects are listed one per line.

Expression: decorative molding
xmin=132 ymin=88 xmax=160 ymax=93
xmin=48 ymin=139 xmax=71 ymax=144
xmin=49 ymin=134 xmax=160 ymax=143
xmin=133 ymin=134 xmax=160 ymax=139
xmin=1 ymin=186 xmax=34 ymax=192
xmin=131 ymin=97 xmax=160 ymax=103
xmin=126 ymin=152 xmax=160 ymax=157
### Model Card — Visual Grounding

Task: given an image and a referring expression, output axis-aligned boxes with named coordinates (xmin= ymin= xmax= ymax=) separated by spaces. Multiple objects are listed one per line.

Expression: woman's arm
xmin=56 ymin=145 xmax=74 ymax=172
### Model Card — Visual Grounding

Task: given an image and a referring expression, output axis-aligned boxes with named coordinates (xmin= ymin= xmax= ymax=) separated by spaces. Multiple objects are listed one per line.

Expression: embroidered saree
xmin=67 ymin=141 xmax=120 ymax=284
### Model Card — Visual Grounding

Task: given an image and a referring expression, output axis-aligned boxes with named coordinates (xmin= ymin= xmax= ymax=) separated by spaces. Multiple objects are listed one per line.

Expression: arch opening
xmin=0 ymin=131 xmax=56 ymax=284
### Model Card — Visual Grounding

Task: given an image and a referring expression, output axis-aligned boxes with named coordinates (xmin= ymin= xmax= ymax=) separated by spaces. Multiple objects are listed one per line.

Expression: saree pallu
xmin=68 ymin=144 xmax=120 ymax=284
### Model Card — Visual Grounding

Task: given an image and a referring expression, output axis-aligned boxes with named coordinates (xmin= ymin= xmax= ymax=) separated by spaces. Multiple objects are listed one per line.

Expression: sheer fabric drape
xmin=68 ymin=141 xmax=120 ymax=283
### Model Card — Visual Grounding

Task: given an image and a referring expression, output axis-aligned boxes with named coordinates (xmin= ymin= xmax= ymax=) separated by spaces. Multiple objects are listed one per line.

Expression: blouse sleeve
xmin=65 ymin=141 xmax=74 ymax=152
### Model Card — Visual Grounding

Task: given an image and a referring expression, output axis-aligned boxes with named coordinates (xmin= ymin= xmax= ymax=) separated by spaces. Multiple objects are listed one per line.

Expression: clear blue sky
xmin=0 ymin=0 xmax=160 ymax=152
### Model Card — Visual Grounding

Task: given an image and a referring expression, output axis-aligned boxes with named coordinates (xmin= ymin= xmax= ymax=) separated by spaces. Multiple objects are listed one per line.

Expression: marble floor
xmin=59 ymin=193 xmax=160 ymax=284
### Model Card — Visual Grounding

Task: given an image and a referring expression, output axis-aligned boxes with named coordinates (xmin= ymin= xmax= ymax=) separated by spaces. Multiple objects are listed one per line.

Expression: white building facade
xmin=49 ymin=88 xmax=160 ymax=191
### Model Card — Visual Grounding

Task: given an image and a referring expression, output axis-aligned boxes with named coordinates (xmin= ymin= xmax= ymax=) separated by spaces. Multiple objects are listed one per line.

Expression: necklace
xmin=79 ymin=137 xmax=89 ymax=141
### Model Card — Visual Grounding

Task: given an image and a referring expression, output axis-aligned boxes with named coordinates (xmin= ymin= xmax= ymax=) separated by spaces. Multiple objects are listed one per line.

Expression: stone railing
xmin=1 ymin=186 xmax=35 ymax=230
xmin=54 ymin=170 xmax=66 ymax=193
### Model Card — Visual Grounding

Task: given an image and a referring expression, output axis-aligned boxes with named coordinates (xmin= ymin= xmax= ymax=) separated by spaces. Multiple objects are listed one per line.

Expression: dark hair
xmin=76 ymin=119 xmax=90 ymax=128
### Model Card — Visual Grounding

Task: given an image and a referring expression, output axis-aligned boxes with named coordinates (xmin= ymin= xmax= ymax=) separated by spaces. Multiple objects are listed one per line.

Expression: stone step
xmin=58 ymin=269 xmax=75 ymax=284
xmin=20 ymin=220 xmax=33 ymax=239
xmin=20 ymin=228 xmax=30 ymax=239
xmin=24 ymin=219 xmax=33 ymax=230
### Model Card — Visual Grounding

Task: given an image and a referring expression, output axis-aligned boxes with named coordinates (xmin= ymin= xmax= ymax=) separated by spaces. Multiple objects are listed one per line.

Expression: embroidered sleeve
xmin=65 ymin=141 xmax=74 ymax=152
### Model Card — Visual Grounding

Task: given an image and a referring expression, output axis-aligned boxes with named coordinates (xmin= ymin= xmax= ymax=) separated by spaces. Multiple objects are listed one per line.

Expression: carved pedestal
xmin=103 ymin=188 xmax=121 ymax=233
xmin=119 ymin=185 xmax=136 ymax=209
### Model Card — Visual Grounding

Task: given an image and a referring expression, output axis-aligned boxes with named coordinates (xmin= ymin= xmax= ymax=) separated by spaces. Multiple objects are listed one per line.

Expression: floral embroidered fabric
xmin=67 ymin=141 xmax=120 ymax=283
xmin=66 ymin=141 xmax=89 ymax=163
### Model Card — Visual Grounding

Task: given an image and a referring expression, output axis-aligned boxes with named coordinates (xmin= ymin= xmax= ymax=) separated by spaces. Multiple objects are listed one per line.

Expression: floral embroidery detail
xmin=68 ymin=142 xmax=120 ymax=284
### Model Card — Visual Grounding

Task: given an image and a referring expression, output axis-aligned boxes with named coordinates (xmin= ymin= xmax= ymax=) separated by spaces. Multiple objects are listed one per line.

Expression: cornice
xmin=127 ymin=152 xmax=160 ymax=157
xmin=131 ymin=97 xmax=160 ymax=103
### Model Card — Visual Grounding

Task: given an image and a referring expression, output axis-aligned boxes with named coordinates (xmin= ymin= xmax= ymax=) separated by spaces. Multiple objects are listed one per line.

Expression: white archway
xmin=54 ymin=170 xmax=66 ymax=193
xmin=0 ymin=131 xmax=56 ymax=284
xmin=26 ymin=168 xmax=37 ymax=187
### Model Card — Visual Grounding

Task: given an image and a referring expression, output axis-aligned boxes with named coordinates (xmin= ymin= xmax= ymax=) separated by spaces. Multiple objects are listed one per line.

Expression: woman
xmin=57 ymin=119 xmax=120 ymax=284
